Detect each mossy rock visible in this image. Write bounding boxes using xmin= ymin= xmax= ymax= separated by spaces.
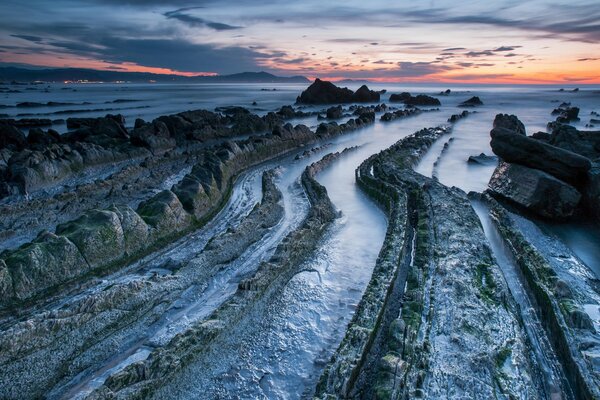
xmin=137 ymin=190 xmax=192 ymax=239
xmin=109 ymin=205 xmax=150 ymax=256
xmin=0 ymin=259 xmax=14 ymax=301
xmin=4 ymin=232 xmax=88 ymax=300
xmin=56 ymin=209 xmax=125 ymax=269
xmin=171 ymin=174 xmax=210 ymax=216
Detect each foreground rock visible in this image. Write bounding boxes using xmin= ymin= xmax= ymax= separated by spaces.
xmin=296 ymin=79 xmax=380 ymax=104
xmin=488 ymin=197 xmax=600 ymax=399
xmin=490 ymin=119 xmax=591 ymax=187
xmin=0 ymin=169 xmax=285 ymax=399
xmin=488 ymin=114 xmax=600 ymax=221
xmin=316 ymin=127 xmax=539 ymax=399
xmin=488 ymin=162 xmax=581 ymax=218
xmin=85 ymin=151 xmax=342 ymax=399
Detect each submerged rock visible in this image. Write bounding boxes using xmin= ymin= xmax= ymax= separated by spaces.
xmin=468 ymin=153 xmax=497 ymax=165
xmin=488 ymin=162 xmax=581 ymax=219
xmin=459 ymin=96 xmax=483 ymax=107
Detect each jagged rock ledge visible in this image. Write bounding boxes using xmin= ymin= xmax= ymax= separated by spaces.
xmin=0 ymin=111 xmax=376 ymax=309
xmin=0 ymin=169 xmax=285 ymax=399
xmin=316 ymin=126 xmax=538 ymax=399
xmin=86 ymin=150 xmax=347 ymax=399
xmin=486 ymin=195 xmax=600 ymax=399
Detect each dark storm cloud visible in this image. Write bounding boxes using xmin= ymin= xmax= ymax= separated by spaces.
xmin=465 ymin=50 xmax=495 ymax=57
xmin=394 ymin=61 xmax=452 ymax=77
xmin=401 ymin=6 xmax=600 ymax=43
xmin=10 ymin=34 xmax=45 ymax=43
xmin=164 ymin=7 xmax=242 ymax=30
xmin=494 ymin=46 xmax=519 ymax=52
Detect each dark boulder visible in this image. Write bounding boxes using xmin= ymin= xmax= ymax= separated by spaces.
xmin=459 ymin=96 xmax=483 ymax=107
xmin=130 ymin=120 xmax=175 ymax=153
xmin=468 ymin=153 xmax=497 ymax=165
xmin=390 ymin=92 xmax=440 ymax=106
xmin=547 ymin=124 xmax=600 ymax=160
xmin=296 ymin=79 xmax=379 ymax=104
xmin=353 ymin=85 xmax=380 ymax=103
xmin=27 ymin=128 xmax=61 ymax=147
xmin=389 ymin=92 xmax=412 ymax=103
xmin=490 ymin=129 xmax=591 ymax=187
xmin=296 ymin=79 xmax=354 ymax=104
xmin=277 ymin=105 xmax=296 ymax=119
xmin=326 ymin=105 xmax=343 ymax=119
xmin=488 ymin=162 xmax=581 ymax=219
xmin=493 ymin=114 xmax=526 ymax=136
xmin=551 ymin=106 xmax=580 ymax=123
xmin=448 ymin=110 xmax=471 ymax=123
xmin=0 ymin=121 xmax=26 ymax=150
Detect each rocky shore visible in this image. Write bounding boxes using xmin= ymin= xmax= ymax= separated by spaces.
xmin=87 ymin=150 xmax=343 ymax=399
xmin=0 ymin=105 xmax=377 ymax=310
xmin=317 ymin=126 xmax=541 ymax=399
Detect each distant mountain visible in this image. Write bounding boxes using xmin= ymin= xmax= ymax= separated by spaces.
xmin=0 ymin=67 xmax=309 ymax=84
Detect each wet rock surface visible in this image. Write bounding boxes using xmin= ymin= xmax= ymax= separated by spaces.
xmin=488 ymin=113 xmax=600 ymax=221
xmin=317 ymin=126 xmax=539 ymax=399
xmin=488 ymin=161 xmax=582 ymax=219
xmin=488 ymin=197 xmax=600 ymax=399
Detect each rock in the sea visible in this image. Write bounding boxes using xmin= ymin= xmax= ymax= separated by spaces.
xmin=468 ymin=153 xmax=497 ymax=165
xmin=488 ymin=162 xmax=581 ymax=219
xmin=326 ymin=105 xmax=343 ymax=119
xmin=547 ymin=124 xmax=600 ymax=160
xmin=459 ymin=96 xmax=483 ymax=107
xmin=296 ymin=79 xmax=379 ymax=104
xmin=388 ymin=92 xmax=412 ymax=103
xmin=448 ymin=110 xmax=471 ymax=123
xmin=551 ymin=105 xmax=580 ymax=123
xmin=490 ymin=127 xmax=591 ymax=186
xmin=389 ymin=92 xmax=440 ymax=106
xmin=353 ymin=85 xmax=381 ymax=103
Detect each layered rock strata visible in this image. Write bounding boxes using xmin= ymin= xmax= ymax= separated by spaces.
xmin=316 ymin=127 xmax=539 ymax=399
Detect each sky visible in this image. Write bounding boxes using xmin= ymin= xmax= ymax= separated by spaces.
xmin=0 ymin=0 xmax=599 ymax=83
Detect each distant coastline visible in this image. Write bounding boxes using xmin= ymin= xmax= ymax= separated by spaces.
xmin=0 ymin=67 xmax=310 ymax=84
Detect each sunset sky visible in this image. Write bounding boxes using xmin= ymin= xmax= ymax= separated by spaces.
xmin=1 ymin=0 xmax=599 ymax=83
